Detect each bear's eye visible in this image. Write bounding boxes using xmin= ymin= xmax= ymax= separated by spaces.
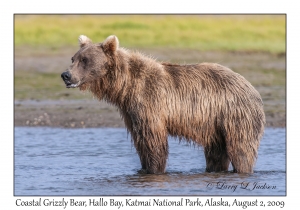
xmin=81 ymin=57 xmax=87 ymax=64
xmin=71 ymin=57 xmax=74 ymax=63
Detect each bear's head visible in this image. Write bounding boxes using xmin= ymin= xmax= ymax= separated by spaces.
xmin=61 ymin=35 xmax=119 ymax=89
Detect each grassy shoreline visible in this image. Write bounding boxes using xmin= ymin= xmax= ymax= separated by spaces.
xmin=15 ymin=15 xmax=285 ymax=53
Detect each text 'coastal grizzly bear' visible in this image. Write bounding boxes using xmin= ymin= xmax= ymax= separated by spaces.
xmin=61 ymin=35 xmax=265 ymax=174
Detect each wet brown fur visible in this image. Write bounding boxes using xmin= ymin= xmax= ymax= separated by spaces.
xmin=62 ymin=35 xmax=265 ymax=174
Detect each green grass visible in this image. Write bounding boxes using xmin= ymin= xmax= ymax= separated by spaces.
xmin=14 ymin=15 xmax=285 ymax=53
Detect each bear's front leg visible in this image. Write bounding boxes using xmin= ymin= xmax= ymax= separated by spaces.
xmin=132 ymin=128 xmax=169 ymax=174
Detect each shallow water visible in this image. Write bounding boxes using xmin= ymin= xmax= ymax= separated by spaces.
xmin=14 ymin=127 xmax=286 ymax=196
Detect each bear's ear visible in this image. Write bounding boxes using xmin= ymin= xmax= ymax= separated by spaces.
xmin=102 ymin=35 xmax=119 ymax=55
xmin=78 ymin=35 xmax=92 ymax=48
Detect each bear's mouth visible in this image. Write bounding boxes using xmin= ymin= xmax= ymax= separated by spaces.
xmin=65 ymin=80 xmax=82 ymax=88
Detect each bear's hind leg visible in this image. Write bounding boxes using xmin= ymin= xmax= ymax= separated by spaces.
xmin=204 ymin=144 xmax=230 ymax=172
xmin=227 ymin=144 xmax=256 ymax=173
xmin=225 ymin=132 xmax=260 ymax=173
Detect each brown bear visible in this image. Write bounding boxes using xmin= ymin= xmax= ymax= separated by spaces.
xmin=61 ymin=35 xmax=265 ymax=174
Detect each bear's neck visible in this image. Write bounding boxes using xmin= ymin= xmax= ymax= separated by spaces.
xmin=100 ymin=49 xmax=164 ymax=110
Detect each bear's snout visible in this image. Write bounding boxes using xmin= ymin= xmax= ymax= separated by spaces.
xmin=61 ymin=71 xmax=76 ymax=88
xmin=61 ymin=71 xmax=82 ymax=88
xmin=61 ymin=71 xmax=71 ymax=82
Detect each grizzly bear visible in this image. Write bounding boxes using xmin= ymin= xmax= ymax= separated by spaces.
xmin=61 ymin=35 xmax=265 ymax=174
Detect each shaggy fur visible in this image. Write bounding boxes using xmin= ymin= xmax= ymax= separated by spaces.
xmin=61 ymin=35 xmax=265 ymax=174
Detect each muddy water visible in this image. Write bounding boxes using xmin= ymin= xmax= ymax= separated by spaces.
xmin=14 ymin=127 xmax=285 ymax=196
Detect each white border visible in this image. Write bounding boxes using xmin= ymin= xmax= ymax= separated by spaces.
xmin=3 ymin=0 xmax=297 ymax=209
